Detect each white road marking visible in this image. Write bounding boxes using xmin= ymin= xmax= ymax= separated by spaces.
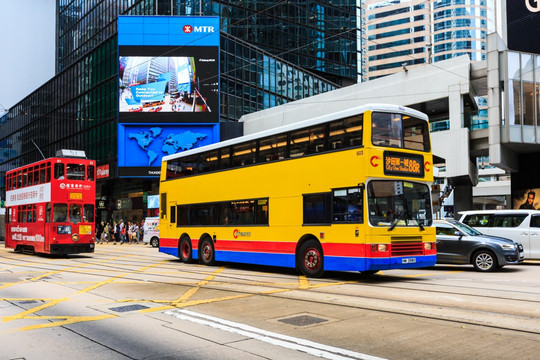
xmin=165 ymin=309 xmax=386 ymax=360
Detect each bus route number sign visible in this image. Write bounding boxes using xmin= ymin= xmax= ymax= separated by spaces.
xmin=383 ymin=151 xmax=424 ymax=178
xmin=69 ymin=192 xmax=83 ymax=200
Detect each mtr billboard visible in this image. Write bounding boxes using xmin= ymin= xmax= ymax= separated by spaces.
xmin=117 ymin=16 xmax=220 ymax=178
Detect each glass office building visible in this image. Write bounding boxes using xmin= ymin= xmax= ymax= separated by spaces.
xmin=363 ymin=0 xmax=493 ymax=81
xmin=0 ymin=0 xmax=358 ymax=221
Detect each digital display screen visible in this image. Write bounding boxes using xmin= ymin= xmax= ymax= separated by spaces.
xmin=383 ymin=151 xmax=424 ymax=178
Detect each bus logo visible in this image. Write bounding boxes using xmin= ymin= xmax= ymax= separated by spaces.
xmin=370 ymin=156 xmax=380 ymax=167
xmin=233 ymin=229 xmax=251 ymax=239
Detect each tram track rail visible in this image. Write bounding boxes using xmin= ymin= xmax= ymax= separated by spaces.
xmin=1 ymin=246 xmax=540 ymax=339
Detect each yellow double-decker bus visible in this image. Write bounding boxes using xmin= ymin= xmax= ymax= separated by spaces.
xmin=159 ymin=104 xmax=436 ymax=276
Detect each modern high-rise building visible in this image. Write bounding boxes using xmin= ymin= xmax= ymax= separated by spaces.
xmin=363 ymin=0 xmax=494 ymax=81
xmin=0 ymin=1 xmax=360 ymax=221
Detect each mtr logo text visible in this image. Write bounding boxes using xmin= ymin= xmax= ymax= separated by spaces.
xmin=183 ymin=25 xmax=216 ymax=33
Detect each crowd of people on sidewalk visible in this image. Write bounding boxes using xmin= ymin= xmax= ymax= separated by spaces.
xmin=95 ymin=218 xmax=146 ymax=245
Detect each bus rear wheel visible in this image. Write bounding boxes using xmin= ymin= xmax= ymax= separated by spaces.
xmin=179 ymin=237 xmax=193 ymax=263
xmin=200 ymin=238 xmax=215 ymax=266
xmin=297 ymin=240 xmax=324 ymax=277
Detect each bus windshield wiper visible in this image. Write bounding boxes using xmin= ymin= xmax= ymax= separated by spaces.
xmin=388 ymin=211 xmax=406 ymax=232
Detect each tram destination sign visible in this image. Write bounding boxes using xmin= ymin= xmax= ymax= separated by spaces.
xmin=383 ymin=151 xmax=424 ymax=178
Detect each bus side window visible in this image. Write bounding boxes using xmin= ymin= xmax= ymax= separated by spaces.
xmin=170 ymin=205 xmax=176 ymax=224
xmin=55 ymin=163 xmax=65 ymax=179
xmin=161 ymin=193 xmax=167 ymax=219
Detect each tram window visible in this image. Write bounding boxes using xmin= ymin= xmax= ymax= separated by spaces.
xmin=33 ymin=169 xmax=40 ymax=185
xmin=69 ymin=204 xmax=82 ymax=223
xmin=87 ymin=165 xmax=95 ymax=181
xmin=83 ymin=204 xmax=94 ymax=222
xmin=22 ymin=173 xmax=27 ymax=187
xmin=46 ymin=166 xmax=51 ymax=182
xmin=46 ymin=203 xmax=51 ymax=223
xmin=53 ymin=203 xmax=68 ymax=222
xmin=55 ymin=163 xmax=65 ymax=179
xmin=67 ymin=164 xmax=85 ymax=180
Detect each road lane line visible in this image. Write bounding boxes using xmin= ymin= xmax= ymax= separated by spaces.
xmin=166 ymin=309 xmax=386 ymax=360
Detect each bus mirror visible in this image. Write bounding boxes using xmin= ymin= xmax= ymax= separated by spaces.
xmin=358 ymin=183 xmax=365 ymax=191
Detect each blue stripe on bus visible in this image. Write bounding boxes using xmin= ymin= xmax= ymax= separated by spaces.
xmin=160 ymin=246 xmax=437 ymax=272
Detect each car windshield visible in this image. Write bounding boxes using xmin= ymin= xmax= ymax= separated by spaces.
xmin=452 ymin=221 xmax=483 ymax=236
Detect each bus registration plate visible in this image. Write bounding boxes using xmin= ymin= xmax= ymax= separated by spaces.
xmin=402 ymin=258 xmax=416 ymax=264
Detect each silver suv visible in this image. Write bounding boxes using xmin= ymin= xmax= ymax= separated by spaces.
xmin=434 ymin=219 xmax=524 ymax=272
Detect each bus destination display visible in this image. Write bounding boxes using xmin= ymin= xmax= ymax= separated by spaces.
xmin=383 ymin=151 xmax=424 ymax=177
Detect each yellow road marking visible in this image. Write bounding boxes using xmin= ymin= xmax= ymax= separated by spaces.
xmin=298 ymin=275 xmax=309 ymax=289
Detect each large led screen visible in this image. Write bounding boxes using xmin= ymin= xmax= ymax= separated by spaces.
xmin=119 ymin=47 xmax=219 ymax=123
xmin=118 ymin=123 xmax=219 ymax=177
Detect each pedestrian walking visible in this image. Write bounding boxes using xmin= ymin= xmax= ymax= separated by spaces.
xmin=96 ymin=221 xmax=104 ymax=244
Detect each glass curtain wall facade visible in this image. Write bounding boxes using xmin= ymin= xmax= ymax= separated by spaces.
xmin=505 ymin=51 xmax=540 ymax=144
xmin=363 ymin=0 xmax=492 ymax=81
xmin=1 ymin=0 xmax=347 ymax=197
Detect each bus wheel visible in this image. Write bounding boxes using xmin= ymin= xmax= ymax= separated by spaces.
xmin=200 ymin=238 xmax=215 ymax=266
xmin=150 ymin=237 xmax=159 ymax=248
xmin=297 ymin=240 xmax=324 ymax=277
xmin=179 ymin=237 xmax=193 ymax=263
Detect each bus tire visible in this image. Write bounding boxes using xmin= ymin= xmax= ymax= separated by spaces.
xmin=297 ymin=239 xmax=324 ymax=277
xmin=199 ymin=238 xmax=215 ymax=266
xmin=179 ymin=237 xmax=193 ymax=263
xmin=150 ymin=237 xmax=159 ymax=248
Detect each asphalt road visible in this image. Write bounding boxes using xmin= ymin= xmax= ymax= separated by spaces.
xmin=1 ymin=242 xmax=539 ymax=360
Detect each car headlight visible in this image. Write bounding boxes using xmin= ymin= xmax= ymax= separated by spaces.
xmin=500 ymin=243 xmax=515 ymax=250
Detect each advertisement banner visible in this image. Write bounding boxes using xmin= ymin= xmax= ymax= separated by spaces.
xmin=5 ymin=183 xmax=52 ymax=207
xmin=506 ymin=1 xmax=540 ymax=53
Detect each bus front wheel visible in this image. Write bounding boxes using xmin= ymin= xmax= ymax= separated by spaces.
xmin=297 ymin=240 xmax=324 ymax=277
xmin=200 ymin=238 xmax=215 ymax=266
xmin=179 ymin=237 xmax=193 ymax=263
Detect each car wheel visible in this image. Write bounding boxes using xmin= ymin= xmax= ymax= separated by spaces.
xmin=472 ymin=249 xmax=498 ymax=272
xmin=150 ymin=237 xmax=159 ymax=248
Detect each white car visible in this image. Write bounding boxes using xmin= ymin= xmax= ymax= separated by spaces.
xmin=143 ymin=217 xmax=159 ymax=247
xmin=458 ymin=210 xmax=540 ymax=259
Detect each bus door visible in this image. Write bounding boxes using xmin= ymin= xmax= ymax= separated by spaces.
xmin=42 ymin=203 xmax=51 ymax=252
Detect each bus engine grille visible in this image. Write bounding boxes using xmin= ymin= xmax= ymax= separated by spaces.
xmin=390 ymin=242 xmax=424 ymax=256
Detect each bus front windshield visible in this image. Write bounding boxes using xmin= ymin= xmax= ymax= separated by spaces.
xmin=368 ymin=180 xmax=432 ymax=228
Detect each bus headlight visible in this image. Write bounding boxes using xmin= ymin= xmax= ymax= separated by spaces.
xmin=371 ymin=244 xmax=388 ymax=252
xmin=72 ymin=233 xmax=79 ymax=242
xmin=57 ymin=225 xmax=72 ymax=235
